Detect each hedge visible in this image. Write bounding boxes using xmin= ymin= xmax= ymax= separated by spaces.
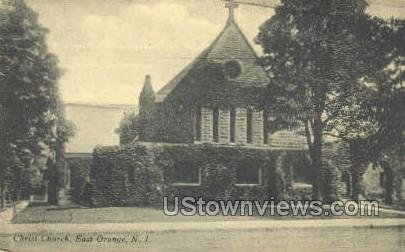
xmin=89 ymin=142 xmax=309 ymax=207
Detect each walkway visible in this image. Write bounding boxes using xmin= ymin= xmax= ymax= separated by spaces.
xmin=0 ymin=201 xmax=29 ymax=224
xmin=1 ymin=218 xmax=404 ymax=234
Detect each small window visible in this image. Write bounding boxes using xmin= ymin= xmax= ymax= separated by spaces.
xmin=172 ymin=162 xmax=201 ymax=186
xmin=230 ymin=108 xmax=236 ymax=143
xmin=236 ymin=160 xmax=261 ymax=185
xmin=195 ymin=109 xmax=202 ymax=141
xmin=224 ymin=60 xmax=242 ymax=79
xmin=263 ymin=110 xmax=268 ymax=144
xmin=213 ymin=107 xmax=219 ymax=143
xmin=247 ymin=108 xmax=253 ymax=144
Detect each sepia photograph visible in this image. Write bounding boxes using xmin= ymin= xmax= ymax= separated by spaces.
xmin=0 ymin=0 xmax=404 ymax=251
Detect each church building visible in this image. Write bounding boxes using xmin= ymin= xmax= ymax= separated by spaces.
xmin=85 ymin=1 xmax=315 ymax=206
xmin=132 ymin=1 xmax=306 ymax=149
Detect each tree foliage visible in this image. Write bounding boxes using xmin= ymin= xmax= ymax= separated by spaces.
xmin=0 ymin=0 xmax=73 ymax=204
xmin=343 ymin=19 xmax=404 ymax=154
xmin=116 ymin=111 xmax=140 ymax=145
xmin=255 ymin=0 xmax=403 ymax=201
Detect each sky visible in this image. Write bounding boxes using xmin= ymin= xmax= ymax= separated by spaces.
xmin=25 ymin=0 xmax=405 ymax=105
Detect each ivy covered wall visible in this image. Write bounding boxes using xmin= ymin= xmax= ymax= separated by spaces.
xmin=89 ymin=142 xmax=309 ymax=207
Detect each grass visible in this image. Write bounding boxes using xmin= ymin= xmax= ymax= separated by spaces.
xmin=12 ymin=205 xmax=254 ymax=224
xmin=12 ymin=204 xmax=404 ymax=224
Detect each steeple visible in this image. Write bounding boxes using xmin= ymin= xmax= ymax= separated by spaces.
xmin=225 ymin=0 xmax=239 ymax=23
xmin=139 ymin=75 xmax=155 ymax=117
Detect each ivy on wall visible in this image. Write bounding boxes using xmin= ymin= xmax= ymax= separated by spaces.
xmin=88 ymin=142 xmax=309 ymax=207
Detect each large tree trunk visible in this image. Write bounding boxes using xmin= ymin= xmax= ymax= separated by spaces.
xmin=305 ymin=120 xmax=321 ymax=200
xmin=382 ymin=163 xmax=394 ymax=205
xmin=312 ymin=134 xmax=323 ymax=200
xmin=312 ymin=117 xmax=336 ymax=203
xmin=47 ymin=156 xmax=58 ymax=205
xmin=344 ymin=171 xmax=353 ymax=198
xmin=350 ymin=168 xmax=363 ymax=201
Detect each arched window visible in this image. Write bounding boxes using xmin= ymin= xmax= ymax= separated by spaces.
xmin=213 ymin=107 xmax=219 ymax=143
xmin=230 ymin=107 xmax=236 ymax=143
xmin=263 ymin=110 xmax=268 ymax=144
xmin=195 ymin=109 xmax=201 ymax=141
xmin=247 ymin=107 xmax=253 ymax=144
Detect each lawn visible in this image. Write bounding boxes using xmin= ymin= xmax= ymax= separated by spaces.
xmin=12 ymin=205 xmax=404 ymax=224
xmin=6 ymin=205 xmax=405 ymax=252
xmin=12 ymin=206 xmax=255 ymax=224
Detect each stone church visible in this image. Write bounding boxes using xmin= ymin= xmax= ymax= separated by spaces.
xmin=65 ymin=2 xmax=403 ymax=206
xmin=131 ymin=2 xmax=306 ymax=149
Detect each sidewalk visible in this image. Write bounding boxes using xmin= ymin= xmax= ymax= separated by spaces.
xmin=0 ymin=201 xmax=29 ymax=224
xmin=2 ymin=201 xmax=404 ymax=234
xmin=1 ymin=217 xmax=404 ymax=234
xmin=380 ymin=207 xmax=405 ymax=216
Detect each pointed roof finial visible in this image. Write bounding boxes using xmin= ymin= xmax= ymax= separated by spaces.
xmin=225 ymin=0 xmax=239 ymax=22
xmin=140 ymin=74 xmax=155 ymax=99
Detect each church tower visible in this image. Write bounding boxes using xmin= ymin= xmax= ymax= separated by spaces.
xmin=139 ymin=75 xmax=155 ymax=118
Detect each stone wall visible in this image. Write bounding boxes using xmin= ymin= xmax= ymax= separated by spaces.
xmin=252 ymin=109 xmax=264 ymax=145
xmin=201 ymin=107 xmax=213 ymax=142
xmin=218 ymin=109 xmax=230 ymax=144
xmin=235 ymin=108 xmax=247 ymax=144
xmin=196 ymin=106 xmax=266 ymax=146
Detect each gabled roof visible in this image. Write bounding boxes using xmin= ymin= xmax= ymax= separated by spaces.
xmin=155 ymin=19 xmax=270 ymax=103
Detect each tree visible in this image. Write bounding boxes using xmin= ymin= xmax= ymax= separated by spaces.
xmin=116 ymin=111 xmax=139 ymax=145
xmin=255 ymin=0 xmax=394 ymax=201
xmin=341 ymin=19 xmax=404 ymax=201
xmin=0 ymin=0 xmax=73 ymax=205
